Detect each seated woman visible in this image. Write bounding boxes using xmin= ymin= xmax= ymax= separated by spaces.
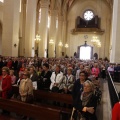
xmin=60 ymin=67 xmax=74 ymax=94
xmin=72 ymin=80 xmax=98 ymax=120
xmin=19 ymin=71 xmax=33 ymax=103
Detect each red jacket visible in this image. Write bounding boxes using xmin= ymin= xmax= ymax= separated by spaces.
xmin=112 ymin=102 xmax=120 ymax=120
xmin=0 ymin=75 xmax=12 ymax=98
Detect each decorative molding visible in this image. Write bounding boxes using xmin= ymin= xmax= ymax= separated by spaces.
xmin=71 ymin=28 xmax=104 ymax=35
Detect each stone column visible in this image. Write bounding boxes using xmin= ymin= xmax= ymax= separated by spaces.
xmin=110 ymin=0 xmax=120 ymax=63
xmin=56 ymin=15 xmax=63 ymax=57
xmin=2 ymin=0 xmax=20 ymax=57
xmin=19 ymin=0 xmax=27 ymax=57
xmin=24 ymin=0 xmax=37 ymax=57
xmin=38 ymin=0 xmax=49 ymax=57
xmin=48 ymin=10 xmax=57 ymax=57
xmin=62 ymin=13 xmax=67 ymax=57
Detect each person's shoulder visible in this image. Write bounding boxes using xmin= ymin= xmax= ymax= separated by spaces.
xmin=28 ymin=78 xmax=33 ymax=83
xmin=74 ymin=79 xmax=80 ymax=84
xmin=7 ymin=75 xmax=11 ymax=79
xmin=114 ymin=102 xmax=120 ymax=108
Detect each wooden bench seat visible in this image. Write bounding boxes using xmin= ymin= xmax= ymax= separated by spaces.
xmin=0 ymin=98 xmax=60 ymax=120
xmin=12 ymin=85 xmax=73 ymax=119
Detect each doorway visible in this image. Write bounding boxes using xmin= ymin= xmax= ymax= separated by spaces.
xmin=80 ymin=46 xmax=91 ymax=59
xmin=77 ymin=45 xmax=93 ymax=59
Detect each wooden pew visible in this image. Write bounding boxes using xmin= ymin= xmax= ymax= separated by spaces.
xmin=12 ymin=85 xmax=73 ymax=115
xmin=34 ymin=89 xmax=72 ymax=105
xmin=0 ymin=98 xmax=60 ymax=120
xmin=12 ymin=85 xmax=72 ymax=105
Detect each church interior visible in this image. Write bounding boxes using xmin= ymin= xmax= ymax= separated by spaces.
xmin=0 ymin=0 xmax=120 ymax=120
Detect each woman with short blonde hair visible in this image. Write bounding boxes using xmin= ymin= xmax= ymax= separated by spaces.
xmin=71 ymin=80 xmax=97 ymax=120
xmin=19 ymin=71 xmax=33 ymax=103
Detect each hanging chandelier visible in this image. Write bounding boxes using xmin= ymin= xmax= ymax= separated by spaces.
xmin=91 ymin=36 xmax=101 ymax=47
xmin=34 ymin=34 xmax=41 ymax=43
xmin=65 ymin=44 xmax=69 ymax=48
xmin=49 ymin=39 xmax=54 ymax=44
xmin=58 ymin=41 xmax=63 ymax=47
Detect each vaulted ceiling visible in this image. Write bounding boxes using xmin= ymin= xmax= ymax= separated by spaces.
xmin=37 ymin=0 xmax=113 ymax=13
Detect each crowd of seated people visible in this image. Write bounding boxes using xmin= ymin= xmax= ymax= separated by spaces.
xmin=0 ymin=57 xmax=110 ymax=119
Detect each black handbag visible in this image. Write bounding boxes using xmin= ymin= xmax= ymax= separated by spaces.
xmin=26 ymin=94 xmax=34 ymax=104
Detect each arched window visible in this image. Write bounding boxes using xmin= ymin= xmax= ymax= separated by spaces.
xmin=56 ymin=18 xmax=58 ymax=28
xmin=19 ymin=0 xmax=21 ymax=12
xmin=48 ymin=16 xmax=50 ymax=28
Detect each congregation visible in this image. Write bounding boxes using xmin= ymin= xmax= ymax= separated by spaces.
xmin=0 ymin=57 xmax=109 ymax=120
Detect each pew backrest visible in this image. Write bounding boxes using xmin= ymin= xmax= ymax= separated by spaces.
xmin=0 ymin=98 xmax=60 ymax=120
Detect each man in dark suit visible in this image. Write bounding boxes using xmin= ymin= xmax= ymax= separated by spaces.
xmin=12 ymin=58 xmax=18 ymax=76
xmin=38 ymin=63 xmax=52 ymax=90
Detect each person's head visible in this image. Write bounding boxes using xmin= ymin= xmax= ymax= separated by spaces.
xmin=22 ymin=63 xmax=25 ymax=68
xmin=43 ymin=63 xmax=49 ymax=71
xmin=29 ymin=67 xmax=35 ymax=74
xmin=91 ymin=75 xmax=96 ymax=81
xmin=79 ymin=71 xmax=88 ymax=81
xmin=39 ymin=66 xmax=43 ymax=72
xmin=23 ymin=71 xmax=30 ymax=79
xmin=19 ymin=72 xmax=23 ymax=79
xmin=2 ymin=67 xmax=10 ymax=76
xmin=83 ymin=80 xmax=94 ymax=93
xmin=80 ymin=64 xmax=84 ymax=70
xmin=94 ymin=63 xmax=98 ymax=68
xmin=67 ymin=67 xmax=72 ymax=75
xmin=55 ymin=65 xmax=61 ymax=73
xmin=24 ymin=67 xmax=29 ymax=72
xmin=85 ymin=66 xmax=91 ymax=75
xmin=10 ymin=70 xmax=14 ymax=76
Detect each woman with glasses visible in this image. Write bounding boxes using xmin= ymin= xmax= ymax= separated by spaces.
xmin=71 ymin=80 xmax=97 ymax=120
xmin=72 ymin=71 xmax=88 ymax=110
xmin=19 ymin=71 xmax=33 ymax=103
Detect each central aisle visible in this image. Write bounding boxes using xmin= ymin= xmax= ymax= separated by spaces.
xmin=96 ymin=78 xmax=111 ymax=120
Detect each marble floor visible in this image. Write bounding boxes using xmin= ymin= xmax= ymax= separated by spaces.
xmin=96 ymin=78 xmax=111 ymax=120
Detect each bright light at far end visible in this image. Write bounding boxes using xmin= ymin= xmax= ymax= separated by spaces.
xmin=0 ymin=0 xmax=4 ymax=3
